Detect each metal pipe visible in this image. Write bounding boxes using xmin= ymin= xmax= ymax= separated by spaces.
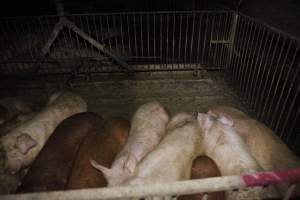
xmin=2 ymin=168 xmax=300 ymax=200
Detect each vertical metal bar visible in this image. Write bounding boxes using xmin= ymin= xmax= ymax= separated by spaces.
xmin=228 ymin=14 xmax=242 ymax=80
xmin=189 ymin=12 xmax=196 ymax=70
xmin=201 ymin=14 xmax=208 ymax=66
xmin=208 ymin=14 xmax=215 ymax=67
xmin=79 ymin=16 xmax=90 ymax=57
xmin=276 ymin=61 xmax=300 ymax=134
xmin=99 ymin=15 xmax=105 ymax=45
xmin=147 ymin=13 xmax=150 ymax=69
xmin=178 ymin=15 xmax=182 ymax=69
xmin=160 ymin=14 xmax=163 ymax=69
xmin=282 ymin=85 xmax=300 ymax=142
xmin=3 ymin=20 xmax=21 ymax=74
xmin=245 ymin=25 xmax=266 ymax=104
xmin=183 ymin=13 xmax=189 ymax=69
xmin=18 ymin=19 xmax=35 ymax=73
xmin=73 ymin=17 xmax=85 ymax=73
xmin=213 ymin=14 xmax=221 ymax=67
xmin=250 ymin=29 xmax=273 ymax=108
xmin=235 ymin=19 xmax=251 ymax=89
xmin=153 ymin=14 xmax=156 ymax=66
xmin=266 ymin=40 xmax=293 ymax=124
xmin=254 ymin=33 xmax=279 ymax=114
xmin=133 ymin=14 xmax=138 ymax=61
xmin=196 ymin=13 xmax=203 ymax=71
xmin=113 ymin=14 xmax=118 ymax=51
xmin=272 ymin=46 xmax=298 ymax=128
xmin=238 ymin=20 xmax=256 ymax=94
xmin=119 ymin=14 xmax=125 ymax=55
xmin=106 ymin=15 xmax=112 ymax=51
xmin=259 ymin=34 xmax=283 ymax=119
xmin=219 ymin=13 xmax=228 ymax=68
xmin=166 ymin=14 xmax=169 ymax=67
xmin=126 ymin=14 xmax=132 ymax=58
xmin=241 ymin=22 xmax=259 ymax=95
xmin=85 ymin=15 xmax=94 ymax=53
xmin=262 ymin=38 xmax=286 ymax=121
xmin=140 ymin=14 xmax=144 ymax=60
xmin=92 ymin=15 xmax=102 ymax=57
xmin=0 ymin=20 xmax=15 ymax=74
xmin=172 ymin=12 xmax=175 ymax=69
xmin=224 ymin=12 xmax=233 ymax=70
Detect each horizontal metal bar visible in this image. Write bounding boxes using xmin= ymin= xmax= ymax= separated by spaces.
xmin=210 ymin=40 xmax=230 ymax=44
xmin=2 ymin=168 xmax=300 ymax=200
xmin=0 ymin=10 xmax=234 ymax=20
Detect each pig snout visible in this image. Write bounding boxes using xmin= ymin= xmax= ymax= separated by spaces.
xmin=3 ymin=133 xmax=37 ymax=174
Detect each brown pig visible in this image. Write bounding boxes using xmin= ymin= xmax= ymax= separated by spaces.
xmin=178 ymin=156 xmax=225 ymax=200
xmin=67 ymin=117 xmax=130 ymax=189
xmin=208 ymin=106 xmax=300 ymax=197
xmin=1 ymin=91 xmax=87 ymax=174
xmin=91 ymin=102 xmax=170 ymax=186
xmin=16 ymin=112 xmax=103 ymax=193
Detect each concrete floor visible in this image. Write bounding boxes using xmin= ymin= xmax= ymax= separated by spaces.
xmin=0 ymin=70 xmax=246 ymax=121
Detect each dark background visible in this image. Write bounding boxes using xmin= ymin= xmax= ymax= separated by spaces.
xmin=1 ymin=0 xmax=299 ymax=38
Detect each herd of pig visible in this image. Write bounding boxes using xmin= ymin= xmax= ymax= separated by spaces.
xmin=0 ymin=91 xmax=299 ymax=199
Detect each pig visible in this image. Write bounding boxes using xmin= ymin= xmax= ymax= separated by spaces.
xmin=91 ymin=102 xmax=170 ymax=186
xmin=119 ymin=113 xmax=203 ymax=200
xmin=208 ymin=106 xmax=300 ymax=197
xmin=67 ymin=117 xmax=130 ymax=189
xmin=197 ymin=113 xmax=280 ymax=199
xmin=16 ymin=112 xmax=102 ymax=193
xmin=0 ymin=98 xmax=32 ymax=125
xmin=0 ymin=91 xmax=87 ymax=174
xmin=177 ymin=156 xmax=225 ymax=200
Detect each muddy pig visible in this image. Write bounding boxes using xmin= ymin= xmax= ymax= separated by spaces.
xmin=67 ymin=117 xmax=130 ymax=189
xmin=0 ymin=98 xmax=32 ymax=125
xmin=1 ymin=91 xmax=87 ymax=174
xmin=197 ymin=113 xmax=280 ymax=200
xmin=178 ymin=156 xmax=225 ymax=200
xmin=120 ymin=113 xmax=203 ymax=200
xmin=16 ymin=112 xmax=102 ymax=193
xmin=91 ymin=102 xmax=170 ymax=186
xmin=208 ymin=106 xmax=300 ymax=197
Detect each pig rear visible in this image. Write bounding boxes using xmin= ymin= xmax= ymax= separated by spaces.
xmin=197 ymin=113 xmax=280 ymax=199
xmin=209 ymin=106 xmax=300 ymax=197
xmin=67 ymin=117 xmax=130 ymax=189
xmin=121 ymin=113 xmax=203 ymax=200
xmin=91 ymin=102 xmax=170 ymax=186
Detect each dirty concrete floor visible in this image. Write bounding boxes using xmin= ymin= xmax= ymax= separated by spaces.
xmin=0 ymin=70 xmax=246 ymax=120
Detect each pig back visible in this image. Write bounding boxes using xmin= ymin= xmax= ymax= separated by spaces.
xmin=66 ymin=117 xmax=130 ymax=189
xmin=178 ymin=156 xmax=225 ymax=200
xmin=16 ymin=112 xmax=103 ymax=193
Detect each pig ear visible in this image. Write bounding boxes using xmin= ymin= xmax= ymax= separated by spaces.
xmin=197 ymin=113 xmax=214 ymax=131
xmin=124 ymin=154 xmax=138 ymax=174
xmin=218 ymin=115 xmax=234 ymax=126
xmin=16 ymin=134 xmax=37 ymax=154
xmin=90 ymin=160 xmax=112 ymax=178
